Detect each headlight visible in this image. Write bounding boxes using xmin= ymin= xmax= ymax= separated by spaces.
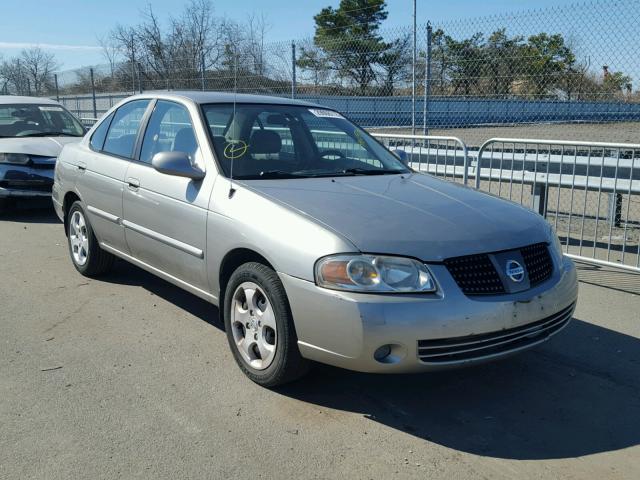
xmin=315 ymin=254 xmax=436 ymax=293
xmin=0 ymin=153 xmax=30 ymax=165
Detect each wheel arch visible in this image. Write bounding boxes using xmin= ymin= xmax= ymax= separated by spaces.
xmin=218 ymin=248 xmax=276 ymax=311
xmin=62 ymin=191 xmax=82 ymax=236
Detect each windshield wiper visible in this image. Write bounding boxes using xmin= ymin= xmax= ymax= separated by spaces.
xmin=339 ymin=168 xmax=406 ymax=176
xmin=17 ymin=131 xmax=82 ymax=137
xmin=237 ymin=170 xmax=310 ymax=180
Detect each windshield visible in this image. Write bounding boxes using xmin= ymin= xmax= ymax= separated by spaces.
xmin=0 ymin=103 xmax=84 ymax=138
xmin=201 ymin=103 xmax=408 ymax=179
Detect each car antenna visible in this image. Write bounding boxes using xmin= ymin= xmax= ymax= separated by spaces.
xmin=228 ymin=48 xmax=238 ymax=199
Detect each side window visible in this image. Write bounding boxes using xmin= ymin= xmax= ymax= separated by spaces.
xmin=140 ymin=101 xmax=197 ymax=164
xmin=90 ymin=112 xmax=114 ymax=151
xmin=103 ymin=100 xmax=151 ymax=159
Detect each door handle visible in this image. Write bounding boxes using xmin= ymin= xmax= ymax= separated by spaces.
xmin=77 ymin=161 xmax=86 ymax=171
xmin=127 ymin=177 xmax=140 ymax=190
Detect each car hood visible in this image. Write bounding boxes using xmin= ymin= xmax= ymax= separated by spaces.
xmin=242 ymin=173 xmax=549 ymax=261
xmin=0 ymin=136 xmax=81 ymax=157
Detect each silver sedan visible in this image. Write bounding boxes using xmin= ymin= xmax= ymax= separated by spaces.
xmin=52 ymin=92 xmax=578 ymax=387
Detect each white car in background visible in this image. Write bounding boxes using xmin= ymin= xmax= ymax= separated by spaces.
xmin=0 ymin=96 xmax=85 ymax=209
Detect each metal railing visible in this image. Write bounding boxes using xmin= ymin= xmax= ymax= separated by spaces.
xmin=475 ymin=138 xmax=640 ymax=272
xmin=372 ymin=133 xmax=470 ymax=185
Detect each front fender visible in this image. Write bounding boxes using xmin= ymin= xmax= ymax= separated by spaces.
xmin=206 ymin=178 xmax=357 ymax=298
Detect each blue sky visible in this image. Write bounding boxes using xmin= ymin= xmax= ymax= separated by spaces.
xmin=0 ymin=0 xmax=617 ymax=70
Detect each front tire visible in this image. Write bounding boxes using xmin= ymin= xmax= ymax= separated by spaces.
xmin=67 ymin=201 xmax=114 ymax=277
xmin=224 ymin=262 xmax=308 ymax=387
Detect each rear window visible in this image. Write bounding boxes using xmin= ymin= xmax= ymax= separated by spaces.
xmin=90 ymin=112 xmax=114 ymax=151
xmin=102 ymin=100 xmax=150 ymax=159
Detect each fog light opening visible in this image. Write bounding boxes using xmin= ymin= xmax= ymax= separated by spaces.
xmin=373 ymin=344 xmax=406 ymax=364
xmin=374 ymin=344 xmax=392 ymax=362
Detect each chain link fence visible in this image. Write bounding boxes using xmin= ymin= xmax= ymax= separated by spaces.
xmin=5 ymin=0 xmax=637 ymax=146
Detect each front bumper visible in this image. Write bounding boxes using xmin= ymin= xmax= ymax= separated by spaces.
xmin=0 ymin=164 xmax=55 ymax=198
xmin=280 ymin=256 xmax=578 ymax=373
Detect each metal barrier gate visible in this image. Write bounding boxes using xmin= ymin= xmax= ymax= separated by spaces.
xmin=475 ymin=138 xmax=640 ymax=272
xmin=372 ymin=133 xmax=470 ymax=185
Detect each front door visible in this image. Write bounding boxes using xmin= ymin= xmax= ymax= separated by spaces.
xmin=122 ymin=100 xmax=210 ymax=291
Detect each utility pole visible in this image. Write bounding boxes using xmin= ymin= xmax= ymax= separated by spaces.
xmin=54 ymin=74 xmax=60 ymax=102
xmin=423 ymin=23 xmax=432 ymax=135
xmin=201 ymin=52 xmax=206 ymax=91
xmin=137 ymin=62 xmax=143 ymax=93
xmin=412 ymin=0 xmax=417 ymax=135
xmin=90 ymin=68 xmax=97 ymax=119
xmin=130 ymin=33 xmax=136 ymax=94
xmin=291 ymin=40 xmax=297 ymax=99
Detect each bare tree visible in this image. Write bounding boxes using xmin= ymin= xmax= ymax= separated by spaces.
xmin=22 ymin=47 xmax=59 ymax=94
xmin=109 ymin=24 xmax=140 ymax=91
xmin=0 ymin=47 xmax=58 ymax=95
xmin=179 ymin=0 xmax=224 ymax=69
xmin=245 ymin=13 xmax=270 ymax=76
xmin=0 ymin=58 xmax=28 ymax=95
xmin=98 ymin=34 xmax=121 ymax=78
xmin=106 ymin=0 xmax=225 ymax=90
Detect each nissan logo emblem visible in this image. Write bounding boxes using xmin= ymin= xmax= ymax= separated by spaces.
xmin=505 ymin=260 xmax=525 ymax=283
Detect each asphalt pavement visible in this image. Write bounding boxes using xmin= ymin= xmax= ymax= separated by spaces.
xmin=1 ymin=204 xmax=639 ymax=480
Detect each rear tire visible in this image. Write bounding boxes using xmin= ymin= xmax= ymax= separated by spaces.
xmin=67 ymin=201 xmax=114 ymax=277
xmin=224 ymin=262 xmax=309 ymax=387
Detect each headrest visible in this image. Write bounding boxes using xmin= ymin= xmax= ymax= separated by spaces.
xmin=173 ymin=128 xmax=197 ymax=158
xmin=249 ymin=130 xmax=281 ymax=155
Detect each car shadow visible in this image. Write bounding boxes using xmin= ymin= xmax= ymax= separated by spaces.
xmin=94 ymin=259 xmax=640 ymax=460
xmin=275 ymin=319 xmax=640 ymax=460
xmin=0 ymin=200 xmax=60 ymax=224
xmin=100 ymin=259 xmax=224 ymax=332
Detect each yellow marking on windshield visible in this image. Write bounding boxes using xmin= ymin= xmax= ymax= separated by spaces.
xmin=354 ymin=129 xmax=366 ymax=147
xmin=223 ymin=140 xmax=249 ymax=159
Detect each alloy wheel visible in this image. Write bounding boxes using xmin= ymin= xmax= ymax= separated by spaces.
xmin=69 ymin=210 xmax=89 ymax=266
xmin=230 ymin=281 xmax=278 ymax=370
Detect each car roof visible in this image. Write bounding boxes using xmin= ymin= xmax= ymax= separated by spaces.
xmin=133 ymin=90 xmax=321 ymax=108
xmin=0 ymin=95 xmax=61 ymax=106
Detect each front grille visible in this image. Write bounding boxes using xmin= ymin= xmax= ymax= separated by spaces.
xmin=29 ymin=162 xmax=55 ymax=170
xmin=417 ymin=303 xmax=574 ymax=364
xmin=443 ymin=253 xmax=505 ymax=295
xmin=521 ymin=243 xmax=554 ymax=287
xmin=444 ymin=243 xmax=554 ymax=295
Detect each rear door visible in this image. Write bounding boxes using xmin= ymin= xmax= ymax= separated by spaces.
xmin=122 ymin=99 xmax=210 ymax=292
xmin=78 ymin=99 xmax=151 ymax=253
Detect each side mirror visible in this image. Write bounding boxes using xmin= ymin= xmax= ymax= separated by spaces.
xmin=393 ymin=149 xmax=409 ymax=166
xmin=151 ymin=151 xmax=205 ymax=180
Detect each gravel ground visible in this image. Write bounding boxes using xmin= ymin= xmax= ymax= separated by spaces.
xmin=1 ymin=205 xmax=640 ymax=480
xmin=371 ymin=122 xmax=640 ymax=147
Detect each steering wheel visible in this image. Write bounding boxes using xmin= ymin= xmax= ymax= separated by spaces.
xmin=318 ymin=149 xmax=346 ymax=160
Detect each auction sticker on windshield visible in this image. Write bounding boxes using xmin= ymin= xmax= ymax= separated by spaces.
xmin=308 ymin=108 xmax=344 ymax=119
